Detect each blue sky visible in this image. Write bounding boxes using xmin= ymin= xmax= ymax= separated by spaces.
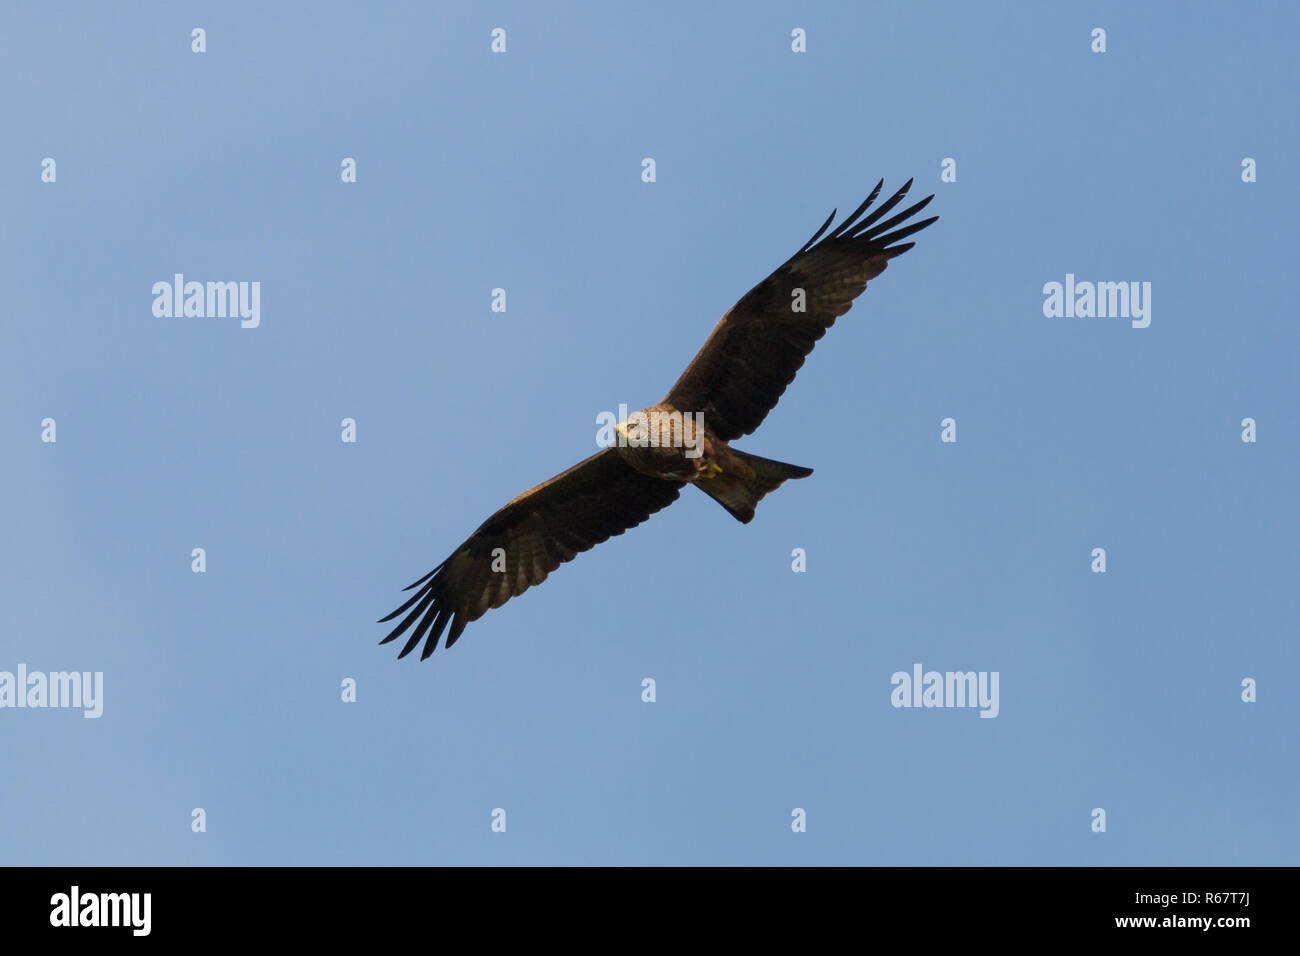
xmin=2 ymin=1 xmax=1296 ymax=865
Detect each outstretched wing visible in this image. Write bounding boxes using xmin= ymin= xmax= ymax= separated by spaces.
xmin=665 ymin=179 xmax=937 ymax=441
xmin=379 ymin=447 xmax=683 ymax=660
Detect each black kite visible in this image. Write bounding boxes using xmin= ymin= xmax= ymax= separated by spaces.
xmin=380 ymin=179 xmax=937 ymax=659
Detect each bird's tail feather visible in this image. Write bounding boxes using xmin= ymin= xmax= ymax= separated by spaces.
xmin=698 ymin=449 xmax=813 ymax=524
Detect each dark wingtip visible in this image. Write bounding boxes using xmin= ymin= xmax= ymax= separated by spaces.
xmin=877 ymin=214 xmax=940 ymax=252
xmin=444 ymin=615 xmax=469 ymax=650
xmin=858 ymin=195 xmax=937 ymax=243
xmin=406 ymin=605 xmax=452 ymax=661
xmin=796 ymin=207 xmax=838 ymax=255
xmin=402 ymin=559 xmax=447 ymax=592
xmin=403 ymin=570 xmax=435 ymax=591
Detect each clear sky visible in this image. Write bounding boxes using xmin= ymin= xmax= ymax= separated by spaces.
xmin=2 ymin=1 xmax=1296 ymax=865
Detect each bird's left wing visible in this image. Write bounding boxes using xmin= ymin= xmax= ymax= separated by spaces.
xmin=379 ymin=446 xmax=683 ymax=660
xmin=664 ymin=178 xmax=937 ymax=441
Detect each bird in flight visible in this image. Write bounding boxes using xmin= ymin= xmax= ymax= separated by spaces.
xmin=380 ymin=178 xmax=937 ymax=659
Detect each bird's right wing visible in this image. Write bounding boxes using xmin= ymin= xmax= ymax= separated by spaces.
xmin=379 ymin=447 xmax=683 ymax=660
xmin=665 ymin=179 xmax=937 ymax=441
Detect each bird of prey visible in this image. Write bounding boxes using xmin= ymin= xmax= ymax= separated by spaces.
xmin=380 ymin=178 xmax=937 ymax=659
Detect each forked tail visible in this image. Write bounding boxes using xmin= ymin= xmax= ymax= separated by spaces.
xmin=697 ymin=449 xmax=813 ymax=523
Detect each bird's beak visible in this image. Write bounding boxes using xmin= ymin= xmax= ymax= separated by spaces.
xmin=615 ymin=423 xmax=627 ymax=437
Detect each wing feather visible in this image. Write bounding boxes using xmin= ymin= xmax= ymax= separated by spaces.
xmin=665 ymin=179 xmax=937 ymax=440
xmin=379 ymin=447 xmax=682 ymax=659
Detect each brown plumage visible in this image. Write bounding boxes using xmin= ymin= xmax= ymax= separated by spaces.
xmin=380 ymin=179 xmax=937 ymax=659
xmin=379 ymin=448 xmax=682 ymax=656
xmin=666 ymin=179 xmax=936 ymax=440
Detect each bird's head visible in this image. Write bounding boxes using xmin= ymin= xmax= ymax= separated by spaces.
xmin=615 ymin=416 xmax=642 ymax=442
